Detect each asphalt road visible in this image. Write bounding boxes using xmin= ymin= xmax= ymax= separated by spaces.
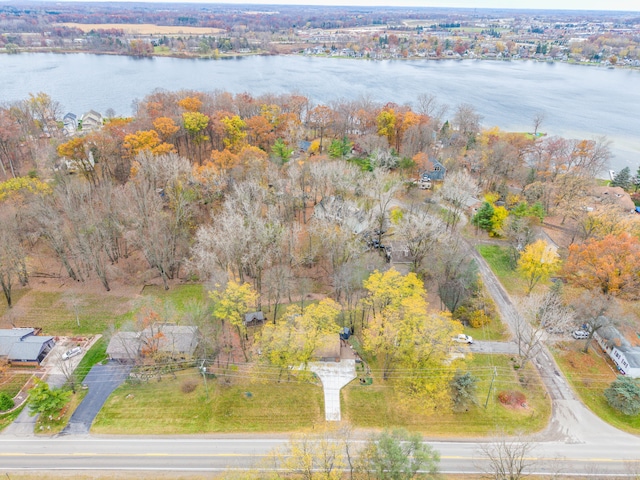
xmin=1 ymin=436 xmax=639 ymax=476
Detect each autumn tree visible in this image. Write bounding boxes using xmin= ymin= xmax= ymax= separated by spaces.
xmin=209 ymin=280 xmax=259 ymax=362
xmin=183 ymin=111 xmax=210 ymax=164
xmin=123 ymin=130 xmax=175 ymax=158
xmin=258 ymin=298 xmax=341 ymax=379
xmin=309 ymin=105 xmax=336 ymax=153
xmin=221 ymin=115 xmax=247 ymax=153
xmin=361 ymin=269 xmax=463 ymax=411
xmin=517 ymin=240 xmax=560 ymax=294
xmin=563 ymin=232 xmax=640 ymax=298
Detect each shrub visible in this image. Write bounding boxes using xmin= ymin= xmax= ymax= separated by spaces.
xmin=181 ymin=378 xmax=199 ymax=394
xmin=0 ymin=392 xmax=14 ymax=411
xmin=497 ymin=390 xmax=526 ymax=407
xmin=450 ymin=371 xmax=478 ymax=411
xmin=469 ymin=309 xmax=491 ymax=328
xmin=604 ymin=376 xmax=640 ymax=416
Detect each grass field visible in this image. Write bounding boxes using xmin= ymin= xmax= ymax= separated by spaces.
xmin=477 ymin=244 xmax=529 ymax=296
xmin=552 ymin=341 xmax=640 ymax=433
xmin=54 ymin=23 xmax=223 ymax=35
xmin=342 ymin=354 xmax=550 ymax=436
xmin=92 ymin=369 xmax=324 ymax=434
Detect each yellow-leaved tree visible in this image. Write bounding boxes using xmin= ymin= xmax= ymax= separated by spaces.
xmin=517 ymin=239 xmax=561 ymax=295
xmin=209 ymin=280 xmax=258 ymax=362
xmin=361 ymin=269 xmax=464 ymax=412
xmin=257 ymin=298 xmax=341 ymax=381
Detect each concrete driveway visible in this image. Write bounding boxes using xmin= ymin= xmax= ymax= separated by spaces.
xmin=61 ymin=361 xmax=131 ymax=435
xmin=310 ymin=360 xmax=356 ymax=421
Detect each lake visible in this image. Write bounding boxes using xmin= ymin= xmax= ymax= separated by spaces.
xmin=1 ymin=53 xmax=638 ymax=172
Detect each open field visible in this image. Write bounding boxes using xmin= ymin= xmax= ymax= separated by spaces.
xmin=54 ymin=23 xmax=223 ymax=35
xmin=552 ymin=341 xmax=640 ymax=434
xmin=342 ymin=354 xmax=550 ymax=436
xmin=93 ymin=368 xmax=324 ymax=434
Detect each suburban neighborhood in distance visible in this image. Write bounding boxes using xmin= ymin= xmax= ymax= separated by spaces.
xmin=1 ymin=0 xmax=640 ymax=478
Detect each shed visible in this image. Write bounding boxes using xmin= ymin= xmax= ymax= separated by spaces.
xmin=244 ymin=311 xmax=266 ymax=327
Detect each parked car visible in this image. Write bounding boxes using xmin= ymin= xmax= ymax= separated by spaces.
xmin=454 ymin=334 xmax=474 ymax=344
xmin=62 ymin=346 xmax=82 ymax=360
xmin=572 ymin=330 xmax=589 ymax=340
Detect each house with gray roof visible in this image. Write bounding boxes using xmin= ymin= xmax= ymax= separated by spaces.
xmin=106 ymin=324 xmax=198 ymax=363
xmin=0 ymin=328 xmax=55 ymax=366
xmin=594 ymin=322 xmax=640 ymax=378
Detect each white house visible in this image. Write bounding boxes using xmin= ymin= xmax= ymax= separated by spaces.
xmin=594 ymin=323 xmax=640 ymax=378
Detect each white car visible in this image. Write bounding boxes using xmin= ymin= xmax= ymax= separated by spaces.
xmin=62 ymin=346 xmax=82 ymax=360
xmin=454 ymin=334 xmax=474 ymax=344
xmin=572 ymin=330 xmax=589 ymax=340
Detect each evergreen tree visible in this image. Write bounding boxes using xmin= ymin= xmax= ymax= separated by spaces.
xmin=472 ymin=201 xmax=495 ymax=232
xmin=634 ymin=165 xmax=640 ymax=192
xmin=611 ymin=166 xmax=631 ymax=190
xmin=604 ymin=376 xmax=640 ymax=416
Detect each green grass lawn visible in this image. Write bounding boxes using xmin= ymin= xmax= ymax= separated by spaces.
xmin=463 ymin=317 xmax=508 ymax=341
xmin=9 ymin=290 xmax=134 ymax=335
xmin=92 ymin=369 xmax=324 ymax=434
xmin=75 ymin=337 xmax=108 ymax=383
xmin=477 ymin=244 xmax=528 ymax=296
xmin=0 ymin=373 xmax=33 ymax=398
xmin=552 ymin=342 xmax=640 ymax=433
xmin=342 ymin=354 xmax=550 ymax=436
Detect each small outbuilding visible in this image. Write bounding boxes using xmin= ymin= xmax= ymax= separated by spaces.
xmin=244 ymin=311 xmax=266 ymax=327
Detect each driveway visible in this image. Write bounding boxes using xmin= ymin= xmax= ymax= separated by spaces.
xmin=61 ymin=361 xmax=131 ymax=435
xmin=470 ymin=340 xmax=518 ymax=355
xmin=309 ymin=360 xmax=356 ymax=421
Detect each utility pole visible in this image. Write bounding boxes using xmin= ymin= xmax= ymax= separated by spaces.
xmin=200 ymin=359 xmax=209 ymax=400
xmin=484 ymin=366 xmax=497 ymax=409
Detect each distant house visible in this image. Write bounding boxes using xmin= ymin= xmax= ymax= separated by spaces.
xmin=107 ymin=324 xmax=198 ymax=363
xmin=386 ymin=241 xmax=415 ymax=265
xmin=590 ymin=186 xmax=635 ymax=213
xmin=244 ymin=311 xmax=265 ymax=327
xmin=80 ymin=110 xmax=103 ymax=132
xmin=594 ymin=322 xmax=640 ymax=378
xmin=0 ymin=328 xmax=55 ymax=366
xmin=313 ymin=196 xmax=369 ymax=235
xmin=422 ymin=159 xmax=446 ymax=181
xmin=63 ymin=112 xmax=77 ymax=136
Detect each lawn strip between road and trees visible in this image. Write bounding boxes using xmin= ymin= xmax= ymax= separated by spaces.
xmin=92 ymin=368 xmax=324 ymax=434
xmin=341 ymin=354 xmax=550 ymax=436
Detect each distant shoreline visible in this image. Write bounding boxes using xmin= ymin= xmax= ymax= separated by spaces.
xmin=1 ymin=48 xmax=638 ymax=71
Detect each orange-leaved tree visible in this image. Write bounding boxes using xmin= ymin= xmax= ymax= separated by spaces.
xmin=562 ymin=232 xmax=640 ymax=298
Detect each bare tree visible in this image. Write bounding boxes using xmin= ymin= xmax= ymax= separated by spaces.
xmin=514 ymin=291 xmax=575 ymax=367
xmin=479 ymin=433 xmax=536 ymax=480
xmin=395 ymin=210 xmax=446 ymax=273
xmin=453 ymin=103 xmax=483 ymax=139
xmin=0 ymin=210 xmax=28 ymax=308
xmin=532 ymin=111 xmax=545 ymax=136
xmin=416 ymin=92 xmax=448 ymax=129
xmin=436 ymin=170 xmax=479 ymax=231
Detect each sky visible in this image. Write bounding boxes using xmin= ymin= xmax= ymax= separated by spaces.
xmin=47 ymin=0 xmax=640 ymax=12
xmin=213 ymin=0 xmax=640 ymax=9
